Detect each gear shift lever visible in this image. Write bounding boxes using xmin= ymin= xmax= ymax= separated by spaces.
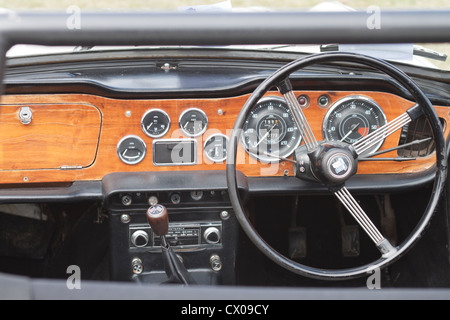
xmin=146 ymin=204 xmax=195 ymax=285
xmin=146 ymin=204 xmax=169 ymax=237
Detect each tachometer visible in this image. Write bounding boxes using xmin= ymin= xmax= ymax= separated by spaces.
xmin=241 ymin=97 xmax=301 ymax=162
xmin=322 ymin=96 xmax=387 ymax=154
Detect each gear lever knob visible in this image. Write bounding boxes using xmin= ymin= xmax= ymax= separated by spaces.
xmin=146 ymin=204 xmax=169 ymax=236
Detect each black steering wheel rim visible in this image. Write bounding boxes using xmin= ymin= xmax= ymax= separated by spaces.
xmin=226 ymin=52 xmax=447 ymax=280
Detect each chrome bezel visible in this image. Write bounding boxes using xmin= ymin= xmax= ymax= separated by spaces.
xmin=152 ymin=138 xmax=197 ymax=166
xmin=322 ymin=95 xmax=388 ymax=154
xmin=116 ymin=135 xmax=147 ymax=165
xmin=141 ymin=108 xmax=171 ymax=138
xmin=240 ymin=96 xmax=302 ymax=163
xmin=203 ymin=133 xmax=229 ymax=163
xmin=179 ymin=108 xmax=208 ymax=137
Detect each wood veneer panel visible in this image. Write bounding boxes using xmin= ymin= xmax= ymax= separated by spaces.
xmin=0 ymin=91 xmax=447 ymax=184
xmin=0 ymin=103 xmax=101 ymax=171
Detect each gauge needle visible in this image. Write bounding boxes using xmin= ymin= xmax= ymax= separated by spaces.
xmin=254 ymin=123 xmax=278 ymax=148
xmin=340 ymin=123 xmax=360 ymax=142
xmin=122 ymin=149 xmax=140 ymax=159
xmin=147 ymin=122 xmax=153 ymax=130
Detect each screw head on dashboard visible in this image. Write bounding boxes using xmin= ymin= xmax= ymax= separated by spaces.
xmin=120 ymin=214 xmax=131 ymax=224
xmin=170 ymin=193 xmax=181 ymax=205
xmin=220 ymin=211 xmax=230 ymax=220
xmin=148 ymin=195 xmax=159 ymax=206
xmin=121 ymin=194 xmax=132 ymax=206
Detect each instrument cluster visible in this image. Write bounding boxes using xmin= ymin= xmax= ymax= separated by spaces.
xmin=117 ymin=107 xmax=228 ymax=166
xmin=240 ymin=94 xmax=387 ymax=162
xmin=116 ymin=94 xmax=387 ymax=166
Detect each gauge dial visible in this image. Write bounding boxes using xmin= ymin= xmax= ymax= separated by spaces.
xmin=117 ymin=135 xmax=147 ymax=165
xmin=141 ymin=109 xmax=171 ymax=138
xmin=204 ymin=134 xmax=228 ymax=163
xmin=322 ymin=96 xmax=387 ymax=154
xmin=241 ymin=97 xmax=301 ymax=162
xmin=179 ymin=108 xmax=208 ymax=137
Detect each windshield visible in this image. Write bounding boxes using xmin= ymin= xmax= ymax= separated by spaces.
xmin=3 ymin=0 xmax=450 ymax=71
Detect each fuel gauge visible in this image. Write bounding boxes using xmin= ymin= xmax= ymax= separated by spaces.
xmin=117 ymin=135 xmax=147 ymax=165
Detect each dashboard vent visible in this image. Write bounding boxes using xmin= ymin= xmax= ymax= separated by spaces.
xmin=397 ymin=116 xmax=445 ymax=158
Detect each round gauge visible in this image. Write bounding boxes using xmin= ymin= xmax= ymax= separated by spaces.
xmin=204 ymin=134 xmax=228 ymax=163
xmin=322 ymin=96 xmax=387 ymax=154
xmin=141 ymin=109 xmax=170 ymax=138
xmin=179 ymin=108 xmax=208 ymax=137
xmin=117 ymin=135 xmax=147 ymax=165
xmin=241 ymin=97 xmax=301 ymax=162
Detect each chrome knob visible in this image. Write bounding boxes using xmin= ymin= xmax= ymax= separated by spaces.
xmin=203 ymin=227 xmax=221 ymax=244
xmin=131 ymin=230 xmax=149 ymax=247
xmin=131 ymin=258 xmax=144 ymax=274
xmin=210 ymin=254 xmax=222 ymax=271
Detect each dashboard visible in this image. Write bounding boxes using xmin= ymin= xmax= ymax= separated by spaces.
xmin=2 ymin=10 xmax=450 ymax=296
xmin=0 ymin=90 xmax=447 ymax=186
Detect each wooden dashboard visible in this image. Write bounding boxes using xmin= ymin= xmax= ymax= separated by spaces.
xmin=0 ymin=91 xmax=447 ymax=185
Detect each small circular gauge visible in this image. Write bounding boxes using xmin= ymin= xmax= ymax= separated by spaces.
xmin=117 ymin=135 xmax=147 ymax=165
xmin=204 ymin=134 xmax=228 ymax=163
xmin=141 ymin=109 xmax=170 ymax=138
xmin=322 ymin=96 xmax=387 ymax=154
xmin=241 ymin=97 xmax=301 ymax=162
xmin=179 ymin=108 xmax=208 ymax=137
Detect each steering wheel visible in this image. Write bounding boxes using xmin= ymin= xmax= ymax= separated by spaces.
xmin=226 ymin=52 xmax=447 ymax=280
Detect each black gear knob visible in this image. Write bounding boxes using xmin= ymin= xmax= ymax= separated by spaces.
xmin=146 ymin=204 xmax=169 ymax=236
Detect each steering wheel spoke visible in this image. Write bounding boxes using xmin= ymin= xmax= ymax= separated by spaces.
xmin=352 ymin=104 xmax=421 ymax=156
xmin=334 ymin=186 xmax=397 ymax=257
xmin=278 ymin=78 xmax=319 ymax=152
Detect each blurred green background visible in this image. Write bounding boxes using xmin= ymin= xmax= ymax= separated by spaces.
xmin=1 ymin=0 xmax=449 ymax=10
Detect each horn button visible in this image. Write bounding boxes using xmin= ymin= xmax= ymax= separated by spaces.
xmin=295 ymin=141 xmax=358 ymax=186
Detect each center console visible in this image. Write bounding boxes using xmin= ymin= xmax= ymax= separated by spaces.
xmin=103 ymin=171 xmax=245 ymax=285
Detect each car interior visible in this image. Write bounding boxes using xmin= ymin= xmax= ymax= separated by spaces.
xmin=0 ymin=7 xmax=450 ymax=300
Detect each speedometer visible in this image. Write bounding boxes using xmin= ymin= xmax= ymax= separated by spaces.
xmin=322 ymin=96 xmax=387 ymax=154
xmin=241 ymin=97 xmax=301 ymax=162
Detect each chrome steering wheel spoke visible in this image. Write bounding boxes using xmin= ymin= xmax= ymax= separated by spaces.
xmin=334 ymin=186 xmax=397 ymax=257
xmin=352 ymin=105 xmax=420 ymax=156
xmin=278 ymin=78 xmax=318 ymax=152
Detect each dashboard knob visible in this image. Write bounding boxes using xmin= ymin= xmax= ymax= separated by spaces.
xmin=210 ymin=254 xmax=223 ymax=271
xmin=203 ymin=227 xmax=221 ymax=244
xmin=131 ymin=230 xmax=149 ymax=247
